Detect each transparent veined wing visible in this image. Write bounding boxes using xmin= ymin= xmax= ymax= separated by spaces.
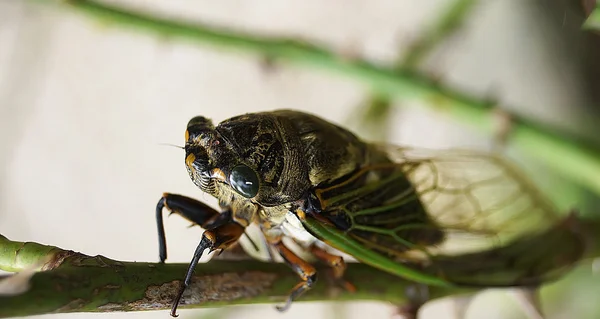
xmin=385 ymin=146 xmax=559 ymax=255
xmin=308 ymin=145 xmax=584 ymax=286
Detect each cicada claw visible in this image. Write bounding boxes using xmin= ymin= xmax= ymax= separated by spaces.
xmin=276 ymin=279 xmax=315 ymax=312
xmin=270 ymin=239 xmax=317 ymax=311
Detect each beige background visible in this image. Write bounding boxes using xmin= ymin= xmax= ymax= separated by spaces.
xmin=0 ymin=0 xmax=589 ymax=318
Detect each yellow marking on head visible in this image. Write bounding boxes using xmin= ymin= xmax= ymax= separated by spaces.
xmin=185 ymin=130 xmax=190 ymax=142
xmin=211 ymin=168 xmax=227 ymax=181
xmin=185 ymin=153 xmax=196 ymax=169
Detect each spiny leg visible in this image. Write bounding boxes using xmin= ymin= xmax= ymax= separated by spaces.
xmin=309 ymin=244 xmax=356 ymax=292
xmin=270 ymin=238 xmax=317 ymax=312
xmin=170 ymin=219 xmax=245 ymax=317
xmin=156 ymin=193 xmax=223 ymax=262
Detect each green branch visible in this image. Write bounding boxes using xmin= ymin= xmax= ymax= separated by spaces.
xmin=36 ymin=0 xmax=600 ymax=196
xmin=1 ymin=212 xmax=599 ymax=317
xmin=1 ymin=214 xmax=599 ymax=317
xmin=0 ymin=235 xmax=463 ymax=318
xmin=400 ymin=0 xmax=478 ymax=68
xmin=354 ymin=0 xmax=479 ymax=141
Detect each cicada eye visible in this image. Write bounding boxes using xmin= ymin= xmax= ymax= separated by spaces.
xmin=229 ymin=165 xmax=260 ymax=198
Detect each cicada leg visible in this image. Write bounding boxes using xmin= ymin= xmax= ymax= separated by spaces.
xmin=156 ymin=193 xmax=225 ymax=262
xmin=170 ymin=218 xmax=245 ymax=317
xmin=268 ymin=237 xmax=317 ymax=312
xmin=309 ymin=244 xmax=356 ymax=292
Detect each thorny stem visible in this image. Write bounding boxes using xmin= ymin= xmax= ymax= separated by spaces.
xmin=34 ymin=0 xmax=600 ymax=196
xmin=0 ymin=235 xmax=465 ymax=318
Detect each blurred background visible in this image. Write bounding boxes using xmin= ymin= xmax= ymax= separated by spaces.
xmin=1 ymin=0 xmax=599 ymax=318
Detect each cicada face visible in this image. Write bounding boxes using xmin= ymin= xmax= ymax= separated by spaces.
xmin=183 ymin=113 xmax=314 ymax=211
xmin=184 ymin=115 xmax=235 ymax=198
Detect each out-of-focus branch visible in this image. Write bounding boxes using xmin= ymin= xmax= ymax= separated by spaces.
xmin=34 ymin=0 xmax=600 ymax=196
xmin=400 ymin=0 xmax=478 ymax=68
xmin=353 ymin=0 xmax=479 ymax=141
xmin=0 ymin=235 xmax=463 ymax=318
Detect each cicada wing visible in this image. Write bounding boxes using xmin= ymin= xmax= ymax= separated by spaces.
xmin=312 ymin=145 xmax=584 ymax=286
xmin=383 ymin=146 xmax=560 ymax=255
xmin=382 ymin=145 xmax=584 ymax=285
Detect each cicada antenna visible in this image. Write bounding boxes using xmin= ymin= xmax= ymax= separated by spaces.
xmin=157 ymin=142 xmax=184 ymax=150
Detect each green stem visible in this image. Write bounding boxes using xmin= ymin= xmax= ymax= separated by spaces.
xmin=36 ymin=0 xmax=600 ymax=196
xmin=1 ymin=212 xmax=599 ymax=317
xmin=0 ymin=235 xmax=462 ymax=317
xmin=355 ymin=0 xmax=479 ymax=141
xmin=401 ymin=0 xmax=479 ymax=68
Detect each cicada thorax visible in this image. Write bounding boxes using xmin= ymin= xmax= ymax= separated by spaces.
xmin=313 ymin=153 xmax=445 ymax=260
xmin=215 ymin=112 xmax=312 ymax=207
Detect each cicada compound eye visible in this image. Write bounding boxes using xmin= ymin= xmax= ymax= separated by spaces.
xmin=229 ymin=165 xmax=260 ymax=198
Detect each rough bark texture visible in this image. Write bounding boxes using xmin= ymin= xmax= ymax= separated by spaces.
xmin=0 ymin=235 xmax=464 ymax=318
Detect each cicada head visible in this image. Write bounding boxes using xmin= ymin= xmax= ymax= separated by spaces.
xmin=184 ymin=112 xmax=312 ymax=207
xmin=186 ymin=115 xmax=265 ymax=201
xmin=184 ymin=116 xmax=237 ymax=197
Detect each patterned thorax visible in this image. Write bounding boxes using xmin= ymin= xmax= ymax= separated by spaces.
xmin=186 ymin=110 xmax=374 ymax=208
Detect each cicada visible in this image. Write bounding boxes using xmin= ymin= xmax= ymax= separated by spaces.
xmin=156 ymin=110 xmax=584 ymax=317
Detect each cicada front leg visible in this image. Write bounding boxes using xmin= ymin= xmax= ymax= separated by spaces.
xmin=156 ymin=193 xmax=247 ymax=317
xmin=170 ymin=211 xmax=245 ymax=317
xmin=156 ymin=193 xmax=231 ymax=262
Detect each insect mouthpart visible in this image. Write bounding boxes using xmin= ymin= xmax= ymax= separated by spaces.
xmin=198 ymin=171 xmax=216 ymax=194
xmin=184 ymin=144 xmax=215 ymax=194
xmin=187 ymin=164 xmax=216 ymax=195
